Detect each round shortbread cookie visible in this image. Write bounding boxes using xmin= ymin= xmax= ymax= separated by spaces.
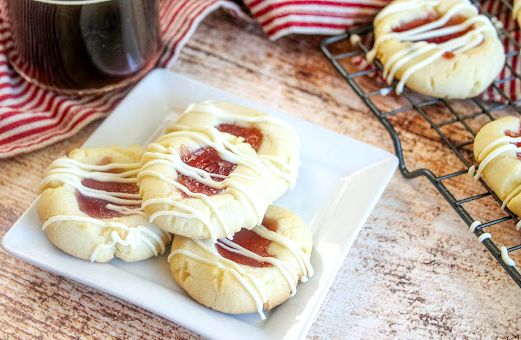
xmin=166 ymin=101 xmax=300 ymax=200
xmin=168 ymin=205 xmax=314 ymax=318
xmin=39 ymin=145 xmax=171 ymax=263
xmin=138 ymin=101 xmax=300 ymax=241
xmin=368 ymin=0 xmax=505 ymax=99
xmin=473 ymin=116 xmax=521 ymax=215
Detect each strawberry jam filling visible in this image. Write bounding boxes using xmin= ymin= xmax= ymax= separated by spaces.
xmin=393 ymin=14 xmax=471 ymax=47
xmin=217 ymin=219 xmax=277 ymax=268
xmin=506 ymin=128 xmax=521 ymax=149
xmin=216 ymin=123 xmax=263 ymax=152
xmin=178 ymin=146 xmax=237 ymax=196
xmin=76 ymin=178 xmax=140 ymax=219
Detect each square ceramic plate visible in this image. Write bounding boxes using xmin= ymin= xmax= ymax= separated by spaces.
xmin=3 ymin=70 xmax=397 ymax=339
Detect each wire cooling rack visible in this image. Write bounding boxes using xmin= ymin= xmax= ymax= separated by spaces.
xmin=320 ymin=0 xmax=521 ymax=287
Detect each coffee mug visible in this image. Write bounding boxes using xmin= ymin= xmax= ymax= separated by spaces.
xmin=3 ymin=0 xmax=162 ymax=95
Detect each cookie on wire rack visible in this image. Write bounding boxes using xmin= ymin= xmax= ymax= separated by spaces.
xmin=168 ymin=205 xmax=314 ymax=319
xmin=39 ymin=146 xmax=171 ymax=263
xmin=367 ymin=0 xmax=505 ymax=99
xmin=137 ymin=101 xmax=300 ymax=241
xmin=472 ymin=116 xmax=521 ymax=217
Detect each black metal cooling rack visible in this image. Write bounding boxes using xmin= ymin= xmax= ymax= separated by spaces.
xmin=320 ymin=0 xmax=521 ymax=288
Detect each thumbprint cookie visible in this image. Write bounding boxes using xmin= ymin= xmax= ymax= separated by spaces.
xmin=166 ymin=101 xmax=299 ymax=200
xmin=138 ymin=101 xmax=300 ymax=241
xmin=472 ymin=116 xmax=521 ymax=216
xmin=367 ymin=0 xmax=504 ymax=98
xmin=168 ymin=205 xmax=314 ymax=319
xmin=39 ymin=146 xmax=171 ymax=262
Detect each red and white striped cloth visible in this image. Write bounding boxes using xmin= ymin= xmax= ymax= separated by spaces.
xmin=481 ymin=0 xmax=521 ymax=103
xmin=0 ymin=0 xmax=518 ymax=159
xmin=244 ymin=0 xmax=389 ymax=40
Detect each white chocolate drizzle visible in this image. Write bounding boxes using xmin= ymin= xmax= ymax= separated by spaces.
xmin=469 ymin=220 xmax=481 ymax=232
xmin=172 ymin=101 xmax=300 ymax=187
xmin=253 ymin=225 xmax=314 ymax=281
xmin=500 ymin=246 xmax=516 ymax=267
xmin=140 ymin=120 xmax=285 ymax=241
xmin=168 ymin=224 xmax=313 ymax=319
xmin=367 ymin=0 xmax=497 ymax=94
xmin=471 ymin=134 xmax=521 ymax=212
xmin=40 ymin=156 xmax=169 ymax=262
xmin=478 ymin=232 xmax=491 ymax=242
xmin=350 ymin=33 xmax=361 ymax=45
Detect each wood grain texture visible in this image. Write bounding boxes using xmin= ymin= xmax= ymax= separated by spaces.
xmin=1 ymin=11 xmax=520 ymax=338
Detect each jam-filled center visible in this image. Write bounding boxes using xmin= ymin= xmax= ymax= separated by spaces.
xmin=217 ymin=218 xmax=277 ymax=267
xmin=393 ymin=14 xmax=471 ymax=45
xmin=216 ymin=123 xmax=263 ymax=152
xmin=506 ymin=128 xmax=521 ymax=149
xmin=76 ymin=178 xmax=140 ymax=219
xmin=178 ymin=146 xmax=237 ymax=196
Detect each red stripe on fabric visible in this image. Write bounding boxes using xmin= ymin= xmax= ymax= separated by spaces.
xmin=162 ymin=0 xmax=208 ymax=42
xmin=259 ymin=10 xmax=376 ymax=27
xmin=160 ymin=0 xmax=217 ymax=65
xmin=2 ymin=93 xmax=123 ymax=153
xmin=0 ymin=93 xmax=108 ymax=135
xmin=251 ymin=1 xmax=384 ymax=17
xmin=6 ymin=85 xmax=41 ymax=109
xmin=0 ymin=93 xmax=119 ymax=146
xmin=266 ymin=21 xmax=348 ymax=36
xmin=0 ymin=81 xmax=32 ymax=102
xmin=0 ymin=77 xmax=23 ymax=89
xmin=0 ymin=110 xmax=96 ymax=150
xmin=160 ymin=0 xmax=193 ymax=35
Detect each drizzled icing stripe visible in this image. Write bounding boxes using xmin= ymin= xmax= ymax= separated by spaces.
xmin=367 ymin=0 xmax=497 ymax=94
xmin=41 ymin=157 xmax=142 ymax=204
xmin=253 ymin=225 xmax=314 ymax=282
xmin=474 ymin=144 xmax=519 ymax=180
xmin=180 ymin=100 xmax=300 ymax=149
xmin=41 ymin=174 xmax=141 ymax=205
xmin=168 ymin=226 xmax=313 ymax=319
xmin=170 ymin=101 xmax=300 ymax=186
xmin=471 ymin=134 xmax=521 ymax=211
xmin=42 ymin=215 xmax=169 ymax=262
xmin=478 ymin=233 xmax=491 ymax=242
xmin=169 ymin=240 xmax=268 ymax=320
xmin=140 ymin=128 xmax=275 ymax=241
xmin=500 ymin=246 xmax=516 ymax=267
xmin=40 ymin=156 xmax=169 ymax=262
xmin=217 ymin=239 xmax=298 ymax=296
xmin=469 ymin=220 xmax=481 ymax=232
xmin=89 ymin=226 xmax=167 ymax=262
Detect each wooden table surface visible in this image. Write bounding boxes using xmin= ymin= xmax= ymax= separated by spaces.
xmin=1 ymin=11 xmax=521 ymax=339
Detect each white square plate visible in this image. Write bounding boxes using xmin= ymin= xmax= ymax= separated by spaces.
xmin=3 ymin=70 xmax=397 ymax=339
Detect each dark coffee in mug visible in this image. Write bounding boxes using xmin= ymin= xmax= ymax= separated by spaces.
xmin=4 ymin=0 xmax=162 ymax=95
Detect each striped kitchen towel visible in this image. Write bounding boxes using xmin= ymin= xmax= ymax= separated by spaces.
xmin=480 ymin=0 xmax=521 ymax=103
xmin=244 ymin=0 xmax=389 ymax=40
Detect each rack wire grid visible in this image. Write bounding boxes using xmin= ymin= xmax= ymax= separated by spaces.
xmin=320 ymin=0 xmax=521 ymax=288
